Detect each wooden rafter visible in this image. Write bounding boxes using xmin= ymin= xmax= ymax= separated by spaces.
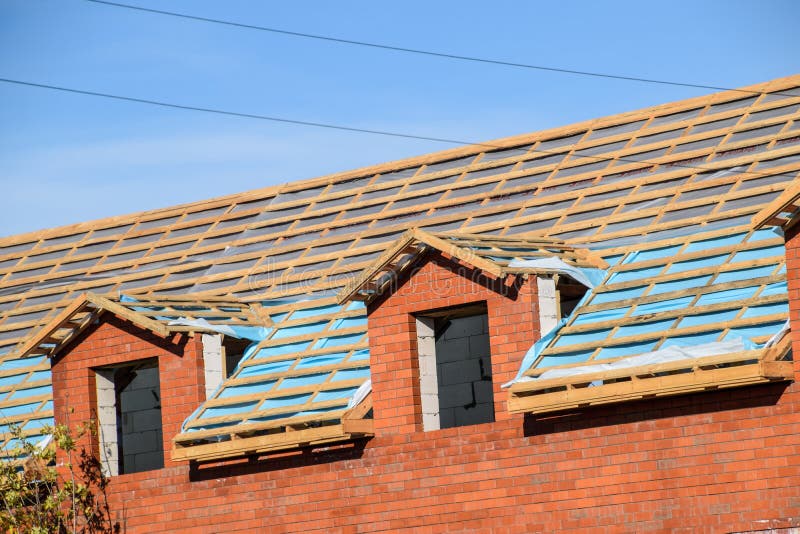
xmin=10 ymin=292 xmax=264 ymax=361
xmin=751 ymin=179 xmax=800 ymax=229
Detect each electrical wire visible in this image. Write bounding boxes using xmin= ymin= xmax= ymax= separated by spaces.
xmin=1 ymin=76 xmax=797 ymax=183
xmin=81 ymin=0 xmax=796 ymax=98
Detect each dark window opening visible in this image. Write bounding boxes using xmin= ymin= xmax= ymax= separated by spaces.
xmin=222 ymin=337 xmax=251 ymax=378
xmin=557 ymin=276 xmax=590 ymax=318
xmin=98 ymin=360 xmax=164 ymax=475
xmin=416 ymin=303 xmax=494 ymax=431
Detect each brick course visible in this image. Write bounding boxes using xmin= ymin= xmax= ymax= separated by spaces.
xmin=47 ymin=249 xmax=800 ymax=532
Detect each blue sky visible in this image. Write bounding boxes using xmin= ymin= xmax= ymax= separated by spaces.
xmin=0 ymin=0 xmax=798 ymax=237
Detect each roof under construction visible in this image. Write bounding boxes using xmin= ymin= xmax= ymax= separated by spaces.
xmin=1 ymin=75 xmax=799 ymax=459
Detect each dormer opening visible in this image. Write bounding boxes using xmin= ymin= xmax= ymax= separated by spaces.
xmin=415 ymin=302 xmax=493 ymax=431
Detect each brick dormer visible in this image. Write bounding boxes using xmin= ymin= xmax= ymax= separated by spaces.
xmin=19 ymin=293 xmax=268 ymax=473
xmin=337 ymin=230 xmax=605 ymax=436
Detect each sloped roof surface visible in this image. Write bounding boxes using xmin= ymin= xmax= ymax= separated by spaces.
xmin=1 ymin=75 xmax=800 ymax=454
xmin=522 ymin=226 xmax=787 ymax=374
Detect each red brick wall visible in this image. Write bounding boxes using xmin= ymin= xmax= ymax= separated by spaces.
xmin=366 ymin=251 xmax=539 ymax=434
xmin=48 ymin=246 xmax=800 ymax=532
xmin=104 ymin=384 xmax=800 ymax=533
xmin=51 ymin=315 xmax=206 ymax=470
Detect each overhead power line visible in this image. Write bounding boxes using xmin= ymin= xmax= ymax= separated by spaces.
xmin=0 ymin=76 xmax=795 ymax=183
xmin=81 ymin=0 xmax=792 ymax=98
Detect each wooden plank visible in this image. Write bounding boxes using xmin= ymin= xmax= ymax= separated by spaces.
xmin=341 ymin=419 xmax=374 ymax=434
xmin=175 ymin=409 xmax=348 ymax=442
xmin=513 ymin=349 xmax=771 ymax=393
xmin=342 ymin=392 xmax=372 ymax=421
xmin=336 ymin=230 xmax=417 ymax=304
xmin=11 ymin=293 xmax=91 ymax=358
xmin=172 ymin=424 xmax=349 ymax=462
xmin=85 ymin=294 xmax=170 ymax=337
xmin=413 ymin=229 xmax=504 ymax=277
xmin=508 ymin=360 xmax=793 ymax=414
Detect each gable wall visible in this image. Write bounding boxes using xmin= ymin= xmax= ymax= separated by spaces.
xmin=365 ymin=251 xmax=540 ymax=435
xmin=51 ymin=315 xmax=206 ymax=471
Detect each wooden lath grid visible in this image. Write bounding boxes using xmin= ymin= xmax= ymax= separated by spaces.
xmin=0 ymin=151 xmax=797 ymax=328
xmin=523 ymin=228 xmax=788 ymax=376
xmin=1 ymin=75 xmax=799 ymax=452
xmin=177 ymin=298 xmax=370 ymax=438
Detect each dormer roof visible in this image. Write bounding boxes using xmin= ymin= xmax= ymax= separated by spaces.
xmin=337 ymin=229 xmax=607 ymax=305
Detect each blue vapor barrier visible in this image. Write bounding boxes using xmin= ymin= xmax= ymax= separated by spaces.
xmin=552 ymin=329 xmax=609 ymax=348
xmin=725 ymin=321 xmax=788 ymax=342
xmin=600 ymin=253 xmax=625 ymax=267
xmin=332 ymin=368 xmax=371 ymax=382
xmin=595 ymin=341 xmax=658 ymax=360
xmin=667 ymin=254 xmax=730 ymax=274
xmin=270 ymin=321 xmax=329 ymax=339
xmin=227 ymin=325 xmax=270 ymax=341
xmin=616 ymin=318 xmax=676 ymax=337
xmin=683 ymin=232 xmax=749 ymax=253
xmin=630 ymin=296 xmax=695 ymax=316
xmin=514 ymin=226 xmax=790 ymax=380
xmin=296 ymin=406 xmax=342 ymax=417
xmin=510 ymin=318 xmax=568 ymax=381
xmin=608 ymin=265 xmax=664 ymax=284
xmin=277 ymin=373 xmax=329 ymax=390
xmin=313 ymin=387 xmax=360 ymax=402
xmin=661 ymin=331 xmax=726 ymax=348
xmin=742 ymin=302 xmax=790 ymax=318
xmin=591 ymin=285 xmax=648 ymax=304
xmin=571 ymin=306 xmax=631 ymax=325
xmin=622 ymin=244 xmax=684 ymax=264
xmin=7 ymin=385 xmax=52 ymax=401
xmin=762 ymin=281 xmax=789 ymax=296
xmin=179 ymin=295 xmax=372 ymax=434
xmin=237 ymin=359 xmax=294 ymax=377
xmin=330 ymin=315 xmax=369 ymax=330
xmin=695 ymin=287 xmax=759 ymax=306
xmin=313 ymin=333 xmax=365 ymax=349
xmin=677 ymin=309 xmax=740 ymax=328
xmin=0 ymin=356 xmax=46 ymax=372
xmin=199 ymin=401 xmax=259 ymax=419
xmin=260 ymin=393 xmax=313 ymax=410
xmin=2 ymin=434 xmax=49 ymax=453
xmin=649 ymin=275 xmax=712 ymax=295
xmin=1 ymin=401 xmax=51 ymax=417
xmin=217 ymin=380 xmax=277 ymax=399
xmin=253 ymin=341 xmax=310 ymax=358
xmin=295 ymin=352 xmax=349 ymax=369
xmin=536 ymin=349 xmax=602 ymax=369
